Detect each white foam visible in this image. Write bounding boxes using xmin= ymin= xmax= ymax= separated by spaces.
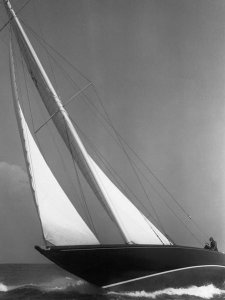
xmin=0 ymin=282 xmax=40 ymax=293
xmin=40 ymin=276 xmax=86 ymax=291
xmin=0 ymin=277 xmax=83 ymax=293
xmin=0 ymin=283 xmax=8 ymax=292
xmin=109 ymin=284 xmax=225 ymax=299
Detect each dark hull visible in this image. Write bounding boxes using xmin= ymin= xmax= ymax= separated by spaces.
xmin=35 ymin=244 xmax=225 ymax=292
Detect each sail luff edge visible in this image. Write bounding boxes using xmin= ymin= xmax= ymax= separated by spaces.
xmin=9 ymin=31 xmax=47 ymax=246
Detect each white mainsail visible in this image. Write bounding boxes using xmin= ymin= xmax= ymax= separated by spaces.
xmin=6 ymin=0 xmax=172 ymax=245
xmin=9 ymin=39 xmax=100 ymax=246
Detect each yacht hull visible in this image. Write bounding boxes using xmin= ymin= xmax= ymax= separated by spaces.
xmin=35 ymin=244 xmax=225 ymax=292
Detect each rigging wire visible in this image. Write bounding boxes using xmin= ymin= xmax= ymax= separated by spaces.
xmin=10 ymin=30 xmax=47 ymax=246
xmin=20 ymin=17 xmax=206 ymax=245
xmin=0 ymin=0 xmax=33 ymax=33
xmin=71 ymin=117 xmax=158 ymax=223
xmin=69 ymin=116 xmax=204 ymax=245
xmin=70 ymin=117 xmax=173 ymax=239
xmin=21 ymin=61 xmax=95 ymax=234
xmin=12 ymin=26 xmax=100 ymax=243
xmin=32 ymin=0 xmax=59 ymax=93
xmin=13 ymin=24 xmax=93 ymax=233
xmin=59 ymin=71 xmax=203 ymax=242
xmin=20 ymin=50 xmax=35 ymax=132
xmin=20 ymin=19 xmax=91 ymax=83
xmin=34 ymin=83 xmax=93 ymax=134
xmin=88 ymin=92 xmax=167 ymax=240
xmin=92 ymin=86 xmax=207 ymax=244
xmin=0 ymin=18 xmax=10 ymax=34
xmin=19 ymin=20 xmax=165 ymax=232
xmin=69 ymin=118 xmax=202 ymax=244
xmin=63 ymin=118 xmax=99 ymax=239
xmin=17 ymin=7 xmax=99 ymax=234
xmin=70 ymin=117 xmax=202 ymax=245
xmin=21 ymin=20 xmax=169 ymax=241
xmin=0 ymin=16 xmax=10 ymax=48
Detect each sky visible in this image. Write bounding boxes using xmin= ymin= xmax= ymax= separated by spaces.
xmin=0 ymin=0 xmax=225 ymax=262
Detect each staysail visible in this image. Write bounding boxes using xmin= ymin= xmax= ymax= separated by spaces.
xmin=86 ymin=156 xmax=171 ymax=244
xmin=5 ymin=0 xmax=172 ymax=245
xmin=9 ymin=38 xmax=99 ymax=246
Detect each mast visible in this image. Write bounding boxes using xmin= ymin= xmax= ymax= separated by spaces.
xmin=4 ymin=0 xmax=128 ymax=243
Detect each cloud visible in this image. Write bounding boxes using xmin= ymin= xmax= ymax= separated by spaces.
xmin=0 ymin=162 xmax=29 ymax=199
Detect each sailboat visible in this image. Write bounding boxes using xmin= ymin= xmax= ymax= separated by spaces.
xmin=3 ymin=0 xmax=225 ymax=293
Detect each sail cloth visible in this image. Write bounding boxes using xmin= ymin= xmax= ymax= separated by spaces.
xmin=18 ymin=106 xmax=100 ymax=246
xmin=6 ymin=1 xmax=172 ymax=245
xmin=86 ymin=156 xmax=171 ymax=245
xmin=10 ymin=40 xmax=100 ymax=246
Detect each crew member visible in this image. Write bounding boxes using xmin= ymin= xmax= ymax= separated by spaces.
xmin=204 ymin=243 xmax=210 ymax=250
xmin=209 ymin=237 xmax=218 ymax=251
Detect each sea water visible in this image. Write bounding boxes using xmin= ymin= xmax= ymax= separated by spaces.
xmin=0 ymin=264 xmax=225 ymax=300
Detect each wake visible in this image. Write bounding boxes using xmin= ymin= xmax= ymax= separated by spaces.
xmin=0 ymin=276 xmax=86 ymax=293
xmin=0 ymin=283 xmax=8 ymax=292
xmin=108 ymin=284 xmax=225 ymax=299
xmin=1 ymin=279 xmax=225 ymax=299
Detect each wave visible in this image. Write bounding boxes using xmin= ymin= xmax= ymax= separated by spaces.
xmin=1 ymin=279 xmax=225 ymax=299
xmin=108 ymin=284 xmax=225 ymax=299
xmin=0 ymin=278 xmax=102 ymax=300
xmin=41 ymin=276 xmax=85 ymax=291
xmin=0 ymin=283 xmax=8 ymax=292
xmin=0 ymin=276 xmax=86 ymax=293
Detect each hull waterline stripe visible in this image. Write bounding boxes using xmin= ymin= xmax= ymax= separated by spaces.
xmin=102 ymin=264 xmax=225 ymax=288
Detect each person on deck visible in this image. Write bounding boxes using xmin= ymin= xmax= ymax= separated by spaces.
xmin=204 ymin=242 xmax=210 ymax=250
xmin=209 ymin=237 xmax=218 ymax=251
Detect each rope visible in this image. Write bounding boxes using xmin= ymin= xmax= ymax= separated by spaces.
xmin=32 ymin=0 xmax=59 ymax=93
xmin=34 ymin=82 xmax=93 ymax=134
xmin=21 ymin=52 xmax=36 ymax=133
xmin=0 ymin=0 xmax=33 ymax=33
xmin=10 ymin=31 xmax=47 ymax=246
xmin=18 ymin=16 xmax=205 ymax=245
xmin=14 ymin=30 xmax=92 ymax=234
xmin=70 ymin=108 xmax=203 ymax=245
xmin=70 ymin=116 xmax=160 ymax=225
xmin=93 ymin=88 xmax=205 ymax=245
xmin=63 ymin=118 xmax=99 ymax=238
xmin=17 ymin=24 xmax=166 ymax=235
xmin=20 ymin=19 xmax=91 ymax=83
xmin=69 ymin=119 xmax=187 ymax=245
